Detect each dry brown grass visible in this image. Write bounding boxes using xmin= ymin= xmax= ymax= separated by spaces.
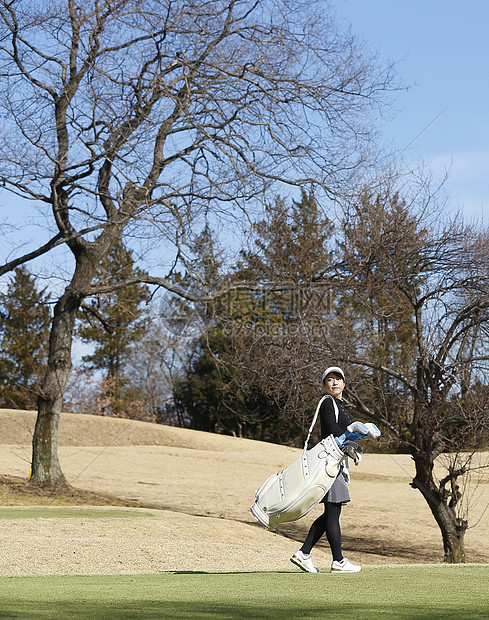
xmin=1 ymin=409 xmax=488 ymax=575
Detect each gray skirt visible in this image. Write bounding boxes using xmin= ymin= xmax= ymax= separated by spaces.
xmin=322 ymin=469 xmax=350 ymax=504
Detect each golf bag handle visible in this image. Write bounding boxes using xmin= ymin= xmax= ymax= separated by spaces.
xmin=302 ymin=395 xmax=339 ymax=456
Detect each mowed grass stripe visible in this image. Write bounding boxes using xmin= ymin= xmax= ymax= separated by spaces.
xmin=0 ymin=506 xmax=155 ymax=519
xmin=0 ymin=566 xmax=488 ymax=619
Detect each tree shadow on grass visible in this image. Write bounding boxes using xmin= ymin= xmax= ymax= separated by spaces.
xmin=275 ymin=520 xmax=443 ymax=563
xmin=3 ymin=601 xmax=485 ymax=620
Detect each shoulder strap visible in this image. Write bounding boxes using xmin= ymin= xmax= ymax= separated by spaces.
xmin=302 ymin=395 xmax=339 ymax=454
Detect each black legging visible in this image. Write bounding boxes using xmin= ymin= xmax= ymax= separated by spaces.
xmin=300 ymin=502 xmax=343 ymax=561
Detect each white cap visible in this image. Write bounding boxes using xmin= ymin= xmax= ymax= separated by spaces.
xmin=322 ymin=366 xmax=345 ymax=382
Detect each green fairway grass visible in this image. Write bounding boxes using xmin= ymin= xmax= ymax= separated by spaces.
xmin=0 ymin=566 xmax=488 ymax=619
xmin=0 ymin=506 xmax=155 ymax=519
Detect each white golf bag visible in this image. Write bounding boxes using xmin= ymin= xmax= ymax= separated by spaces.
xmin=250 ymin=396 xmax=379 ymax=531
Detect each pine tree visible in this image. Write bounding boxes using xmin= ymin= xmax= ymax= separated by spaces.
xmin=228 ymin=191 xmax=336 ymax=424
xmin=171 ymin=193 xmax=336 ymax=443
xmin=338 ymin=191 xmax=420 ymax=440
xmin=242 ymin=190 xmax=333 ymax=283
xmin=76 ymin=240 xmax=151 ymax=415
xmin=236 ymin=190 xmax=335 ymax=327
xmin=0 ymin=267 xmax=51 ymax=409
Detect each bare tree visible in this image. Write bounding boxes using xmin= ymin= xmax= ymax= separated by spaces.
xmin=336 ymin=185 xmax=489 ymax=562
xmin=0 ymin=0 xmax=396 ymax=486
xmin=208 ymin=180 xmax=489 ymax=563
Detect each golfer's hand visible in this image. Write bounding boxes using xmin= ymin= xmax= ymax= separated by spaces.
xmin=342 ymin=467 xmax=351 ymax=484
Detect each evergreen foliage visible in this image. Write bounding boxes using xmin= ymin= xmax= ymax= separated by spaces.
xmin=0 ymin=267 xmax=50 ymax=409
xmin=338 ymin=192 xmax=420 ymax=445
xmin=76 ymin=241 xmax=151 ymax=415
xmin=171 ymin=192 xmax=335 ymax=443
xmin=240 ymin=190 xmax=333 ymax=283
xmin=172 ymin=329 xmax=302 ymax=444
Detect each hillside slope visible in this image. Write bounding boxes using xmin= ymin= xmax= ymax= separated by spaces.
xmin=1 ymin=409 xmax=488 ymax=574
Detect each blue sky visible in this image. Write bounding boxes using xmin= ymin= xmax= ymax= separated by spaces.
xmin=336 ymin=0 xmax=489 ymax=222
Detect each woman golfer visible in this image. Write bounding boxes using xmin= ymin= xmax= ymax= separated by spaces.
xmin=290 ymin=366 xmax=361 ymax=574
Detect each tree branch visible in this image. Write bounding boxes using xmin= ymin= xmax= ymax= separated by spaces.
xmin=0 ymin=224 xmax=105 ymax=276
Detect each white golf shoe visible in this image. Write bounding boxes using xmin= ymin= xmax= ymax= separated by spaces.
xmin=290 ymin=550 xmax=319 ymax=573
xmin=330 ymin=557 xmax=361 ymax=573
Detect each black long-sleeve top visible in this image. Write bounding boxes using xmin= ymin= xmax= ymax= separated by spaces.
xmin=319 ymin=394 xmax=354 ymax=440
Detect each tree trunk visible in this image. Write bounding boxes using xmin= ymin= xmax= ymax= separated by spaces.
xmin=433 ymin=501 xmax=467 ymax=563
xmin=411 ymin=454 xmax=467 ymax=563
xmin=31 ymin=396 xmax=66 ymax=488
xmin=30 ymin=288 xmax=80 ymax=487
xmin=29 ymin=226 xmax=121 ymax=487
xmin=29 ymin=252 xmax=95 ymax=487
